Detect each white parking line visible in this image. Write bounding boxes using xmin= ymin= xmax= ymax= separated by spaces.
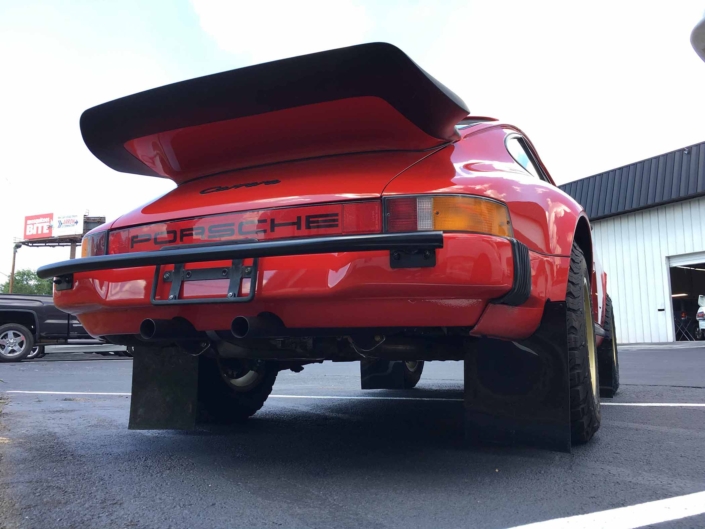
xmin=4 ymin=390 xmax=705 ymax=407
xmin=601 ymin=402 xmax=705 ymax=407
xmin=506 ymin=490 xmax=705 ymax=529
xmin=5 ymin=391 xmax=131 ymax=396
xmin=271 ymin=394 xmax=462 ymax=401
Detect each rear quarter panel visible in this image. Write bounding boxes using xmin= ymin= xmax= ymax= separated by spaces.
xmin=383 ymin=125 xmax=584 ymax=258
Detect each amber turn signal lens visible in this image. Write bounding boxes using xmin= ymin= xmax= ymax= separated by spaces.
xmin=431 ymin=196 xmax=513 ymax=237
xmin=81 ymin=231 xmax=107 ymax=258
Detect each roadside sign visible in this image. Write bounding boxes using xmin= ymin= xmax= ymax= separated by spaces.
xmin=54 ymin=213 xmax=84 ymax=237
xmin=23 ymin=213 xmax=53 ymax=239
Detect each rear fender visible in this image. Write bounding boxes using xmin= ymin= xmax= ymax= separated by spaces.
xmin=384 ymin=126 xmax=600 ymax=335
xmin=383 ymin=127 xmax=586 ymax=258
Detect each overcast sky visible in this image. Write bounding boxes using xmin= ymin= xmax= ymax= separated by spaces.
xmin=1 ymin=0 xmax=704 ymax=276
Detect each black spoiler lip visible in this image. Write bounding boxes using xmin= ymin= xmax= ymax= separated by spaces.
xmin=80 ymin=42 xmax=469 ymax=179
xmin=37 ymin=232 xmax=444 ymax=280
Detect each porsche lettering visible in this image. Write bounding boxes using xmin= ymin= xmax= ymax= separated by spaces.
xmin=129 ymin=213 xmax=340 ymax=248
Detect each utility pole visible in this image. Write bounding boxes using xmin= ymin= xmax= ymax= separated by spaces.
xmin=9 ymin=243 xmax=20 ymax=294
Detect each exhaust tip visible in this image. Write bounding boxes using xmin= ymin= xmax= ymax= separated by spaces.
xmin=231 ymin=316 xmax=250 ymax=339
xmin=139 ymin=319 xmax=157 ymax=340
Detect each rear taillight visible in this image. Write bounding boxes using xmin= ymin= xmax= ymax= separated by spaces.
xmin=385 ymin=195 xmax=513 ymax=237
xmin=81 ymin=230 xmax=107 ymax=257
xmin=697 ymin=311 xmax=705 ymax=321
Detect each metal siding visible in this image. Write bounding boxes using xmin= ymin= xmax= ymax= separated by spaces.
xmin=560 ymin=140 xmax=705 ymax=220
xmin=688 ymin=150 xmax=698 ymax=195
xmin=646 ymin=159 xmax=658 ymax=204
xmin=625 ymin=164 xmax=637 ymax=211
xmin=592 ymin=195 xmax=705 ymax=343
xmin=667 ymin=152 xmax=677 ymax=200
xmin=616 ymin=167 xmax=628 ymax=212
xmin=698 ymin=144 xmax=705 ymax=192
xmin=655 ymin=156 xmax=666 ymax=203
xmin=585 ymin=175 xmax=597 ymax=218
xmin=636 ymin=162 xmax=648 ymax=207
xmin=604 ymin=170 xmax=617 ymax=217
xmin=596 ymin=173 xmax=608 ymax=218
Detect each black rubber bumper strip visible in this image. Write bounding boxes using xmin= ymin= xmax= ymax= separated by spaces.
xmin=492 ymin=239 xmax=531 ymax=307
xmin=36 ymin=232 xmax=444 ymax=280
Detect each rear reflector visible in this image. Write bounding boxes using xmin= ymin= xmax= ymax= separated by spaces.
xmin=343 ymin=201 xmax=381 ymax=234
xmin=386 ymin=195 xmax=513 ymax=237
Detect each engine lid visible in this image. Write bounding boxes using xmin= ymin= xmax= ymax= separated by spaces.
xmin=111 ymin=150 xmax=438 ymax=228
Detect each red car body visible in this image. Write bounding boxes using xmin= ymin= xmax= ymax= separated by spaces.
xmin=38 ymin=43 xmax=614 ymax=451
xmin=53 ymin=120 xmax=606 ymax=341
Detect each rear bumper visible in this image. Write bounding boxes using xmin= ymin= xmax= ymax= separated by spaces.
xmin=46 ymin=232 xmax=563 ymax=339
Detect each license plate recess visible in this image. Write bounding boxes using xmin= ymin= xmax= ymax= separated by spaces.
xmin=150 ymin=259 xmax=257 ymax=305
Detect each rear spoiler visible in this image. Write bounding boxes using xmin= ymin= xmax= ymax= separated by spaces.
xmin=81 ymin=43 xmax=469 ymax=184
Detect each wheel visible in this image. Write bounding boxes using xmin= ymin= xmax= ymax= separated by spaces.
xmin=566 ymin=243 xmax=601 ymax=444
xmin=26 ymin=344 xmax=45 ymax=360
xmin=0 ymin=324 xmax=35 ymax=362
xmin=696 ymin=328 xmax=705 ymax=340
xmin=598 ymin=296 xmax=620 ymax=397
xmin=402 ymin=360 xmax=424 ymax=389
xmin=197 ymin=358 xmax=277 ymax=423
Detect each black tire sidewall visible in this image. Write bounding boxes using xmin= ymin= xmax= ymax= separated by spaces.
xmin=567 ymin=245 xmax=601 ymax=444
xmin=198 ymin=358 xmax=277 ymax=423
xmin=27 ymin=344 xmax=45 ymax=360
xmin=402 ymin=360 xmax=424 ymax=389
xmin=597 ymin=296 xmax=620 ymax=393
xmin=0 ymin=323 xmax=35 ymax=362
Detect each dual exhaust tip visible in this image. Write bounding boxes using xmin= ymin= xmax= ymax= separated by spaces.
xmin=139 ymin=313 xmax=283 ymax=341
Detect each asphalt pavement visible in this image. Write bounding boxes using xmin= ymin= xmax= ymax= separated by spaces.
xmin=1 ymin=344 xmax=704 ymax=529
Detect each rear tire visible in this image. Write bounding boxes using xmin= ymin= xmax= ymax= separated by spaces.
xmin=26 ymin=345 xmax=45 ymax=360
xmin=402 ymin=361 xmax=424 ymax=389
xmin=566 ymin=243 xmax=601 ymax=445
xmin=598 ymin=296 xmax=620 ymax=397
xmin=0 ymin=324 xmax=35 ymax=362
xmin=198 ymin=358 xmax=277 ymax=423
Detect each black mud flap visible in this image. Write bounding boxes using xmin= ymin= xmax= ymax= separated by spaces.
xmin=360 ymin=359 xmax=406 ymax=389
xmin=128 ymin=345 xmax=200 ymax=430
xmin=464 ymin=302 xmax=571 ymax=452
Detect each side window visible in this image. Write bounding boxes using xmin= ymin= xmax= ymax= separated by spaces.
xmin=506 ymin=137 xmax=541 ymax=179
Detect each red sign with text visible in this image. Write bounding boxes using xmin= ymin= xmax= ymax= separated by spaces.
xmin=24 ymin=213 xmax=54 ymax=240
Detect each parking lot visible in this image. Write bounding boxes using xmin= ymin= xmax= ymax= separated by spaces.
xmin=1 ymin=344 xmax=704 ymax=529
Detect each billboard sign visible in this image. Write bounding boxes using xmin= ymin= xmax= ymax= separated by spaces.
xmin=24 ymin=213 xmax=53 ymax=240
xmin=23 ymin=212 xmax=85 ymax=240
xmin=54 ymin=213 xmax=84 ymax=237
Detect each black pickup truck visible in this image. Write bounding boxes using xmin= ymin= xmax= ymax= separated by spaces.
xmin=0 ymin=294 xmax=97 ymax=362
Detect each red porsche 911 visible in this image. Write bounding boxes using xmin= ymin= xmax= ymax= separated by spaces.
xmin=39 ymin=43 xmax=619 ymax=451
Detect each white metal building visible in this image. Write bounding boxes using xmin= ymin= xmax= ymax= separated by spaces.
xmin=561 ymin=141 xmax=705 ymax=343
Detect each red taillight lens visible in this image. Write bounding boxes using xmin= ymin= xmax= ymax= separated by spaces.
xmin=81 ymin=231 xmax=107 ymax=257
xmin=385 ymin=197 xmax=418 ymax=232
xmin=697 ymin=311 xmax=705 ymax=321
xmin=108 ymin=230 xmax=131 ymax=255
